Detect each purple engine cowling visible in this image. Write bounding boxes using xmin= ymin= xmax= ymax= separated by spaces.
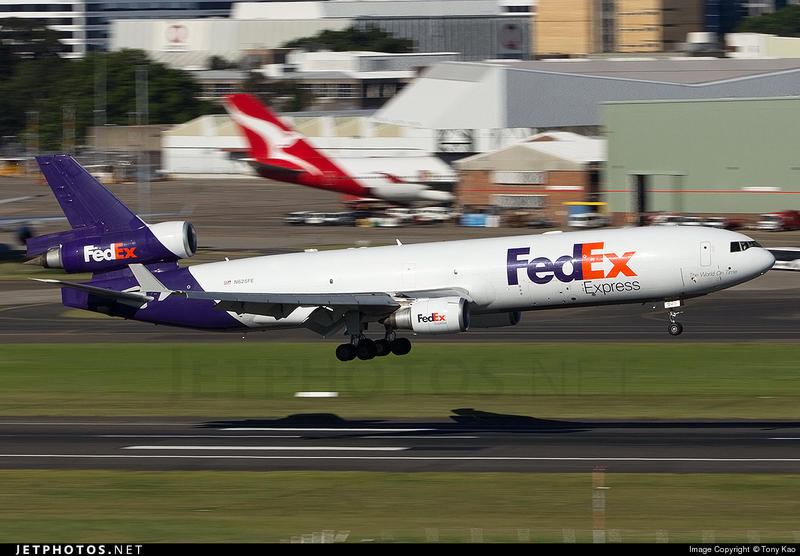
xmin=27 ymin=220 xmax=197 ymax=273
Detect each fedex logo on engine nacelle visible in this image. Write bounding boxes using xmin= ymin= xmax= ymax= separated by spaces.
xmin=417 ymin=312 xmax=446 ymax=323
xmin=506 ymin=242 xmax=636 ymax=286
xmin=83 ymin=243 xmax=137 ymax=263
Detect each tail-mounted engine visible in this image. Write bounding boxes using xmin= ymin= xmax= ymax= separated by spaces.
xmin=26 ymin=220 xmax=197 ymax=273
xmin=384 ymin=296 xmax=469 ymax=334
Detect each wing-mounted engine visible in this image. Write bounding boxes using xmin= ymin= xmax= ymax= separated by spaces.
xmin=383 ymin=296 xmax=469 ymax=334
xmin=26 ymin=220 xmax=197 ymax=273
xmin=469 ymin=311 xmax=522 ymax=328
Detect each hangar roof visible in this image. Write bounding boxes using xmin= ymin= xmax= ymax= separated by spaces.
xmin=455 ymin=132 xmax=605 ymax=171
xmin=374 ymin=58 xmax=800 ymax=129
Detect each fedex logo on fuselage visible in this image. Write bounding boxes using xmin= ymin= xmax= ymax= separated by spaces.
xmin=506 ymin=242 xmax=636 ymax=285
xmin=83 ymin=243 xmax=137 ymax=263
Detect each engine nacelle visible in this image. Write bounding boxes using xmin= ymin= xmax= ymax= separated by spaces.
xmin=31 ymin=221 xmax=197 ymax=273
xmin=384 ymin=296 xmax=469 ymax=334
xmin=469 ymin=311 xmax=522 ymax=328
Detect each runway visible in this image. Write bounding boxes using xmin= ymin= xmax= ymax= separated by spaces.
xmin=3 ymin=176 xmax=799 ymax=479
xmin=1 ymin=270 xmax=798 ymax=343
xmin=1 ymin=415 xmax=799 ymax=473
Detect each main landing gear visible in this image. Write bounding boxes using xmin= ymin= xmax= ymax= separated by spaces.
xmin=665 ymin=300 xmax=684 ymax=336
xmin=335 ymin=334 xmax=412 ymax=362
xmin=335 ymin=312 xmax=412 ymax=361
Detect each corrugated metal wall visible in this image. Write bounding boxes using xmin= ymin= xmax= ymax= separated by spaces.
xmin=604 ymin=97 xmax=800 ymax=215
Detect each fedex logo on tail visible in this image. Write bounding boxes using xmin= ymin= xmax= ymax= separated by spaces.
xmin=507 ymin=242 xmax=636 ymax=285
xmin=83 ymin=243 xmax=137 ymax=263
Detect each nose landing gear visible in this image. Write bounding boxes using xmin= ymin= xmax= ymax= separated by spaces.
xmin=665 ymin=300 xmax=684 ymax=336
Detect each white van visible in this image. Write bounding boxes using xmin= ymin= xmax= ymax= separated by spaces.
xmin=567 ymin=213 xmax=609 ymax=228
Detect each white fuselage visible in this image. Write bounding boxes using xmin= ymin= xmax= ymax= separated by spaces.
xmin=184 ymin=226 xmax=774 ymax=330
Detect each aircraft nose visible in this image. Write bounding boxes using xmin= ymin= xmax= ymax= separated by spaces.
xmin=752 ymin=247 xmax=775 ymax=275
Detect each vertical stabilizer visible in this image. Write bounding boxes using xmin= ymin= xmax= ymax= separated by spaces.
xmin=36 ymin=155 xmax=144 ymax=232
xmin=224 ymin=93 xmax=339 ymax=177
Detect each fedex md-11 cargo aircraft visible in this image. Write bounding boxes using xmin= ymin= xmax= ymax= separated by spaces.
xmin=224 ymin=93 xmax=454 ymax=204
xmin=29 ymin=155 xmax=775 ymax=361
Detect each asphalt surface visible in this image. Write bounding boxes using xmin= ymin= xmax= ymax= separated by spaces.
xmin=1 ymin=415 xmax=799 ymax=473
xmin=1 ymin=271 xmax=798 ymax=343
xmin=2 ymin=174 xmax=799 ymax=475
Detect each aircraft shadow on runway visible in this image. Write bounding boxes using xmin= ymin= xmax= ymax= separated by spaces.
xmin=202 ymin=408 xmax=800 ymax=438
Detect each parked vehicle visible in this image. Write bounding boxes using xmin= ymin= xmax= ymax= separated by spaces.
xmin=650 ymin=214 xmax=685 ymax=226
xmin=284 ymin=211 xmax=310 ymax=225
xmin=703 ymin=216 xmax=744 ymax=230
xmin=567 ymin=212 xmax=609 ymax=228
xmin=412 ymin=206 xmax=455 ymax=224
xmin=756 ymin=210 xmax=800 ymax=231
xmin=680 ymin=215 xmax=703 ymax=226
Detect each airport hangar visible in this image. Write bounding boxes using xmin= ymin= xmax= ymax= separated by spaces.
xmin=603 ymin=96 xmax=800 ymax=225
xmin=160 ymin=58 xmax=800 ymax=221
xmin=371 ymin=58 xmax=800 ymax=220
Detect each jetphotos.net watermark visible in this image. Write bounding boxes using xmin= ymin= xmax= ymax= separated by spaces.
xmin=15 ymin=546 xmax=142 ymax=556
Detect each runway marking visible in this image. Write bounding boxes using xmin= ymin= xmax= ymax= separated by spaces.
xmin=222 ymin=428 xmax=434 ymax=433
xmin=123 ymin=445 xmax=409 ymax=452
xmin=362 ymin=435 xmax=478 ymax=439
xmin=99 ymin=435 xmax=301 ymax=439
xmin=2 ymin=454 xmax=800 ymax=462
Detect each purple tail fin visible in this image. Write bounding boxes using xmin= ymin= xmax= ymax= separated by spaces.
xmin=27 ymin=155 xmax=146 ymax=258
xmin=36 ymin=155 xmax=144 ymax=232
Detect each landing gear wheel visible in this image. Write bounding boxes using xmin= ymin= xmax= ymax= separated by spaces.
xmin=356 ymin=338 xmax=378 ymax=360
xmin=668 ymin=322 xmax=683 ymax=336
xmin=335 ymin=343 xmax=357 ymax=361
xmin=390 ymin=337 xmax=412 ymax=356
xmin=374 ymin=339 xmax=391 ymax=357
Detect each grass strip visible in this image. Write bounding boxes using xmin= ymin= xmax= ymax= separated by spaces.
xmin=0 ymin=471 xmax=797 ymax=543
xmin=0 ymin=343 xmax=798 ymax=419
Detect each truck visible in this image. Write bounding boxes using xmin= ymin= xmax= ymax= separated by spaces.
xmin=756 ymin=210 xmax=800 ymax=231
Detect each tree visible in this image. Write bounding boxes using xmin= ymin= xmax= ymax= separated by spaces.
xmin=282 ymin=25 xmax=414 ymax=53
xmin=736 ymin=5 xmax=800 ymax=36
xmin=0 ymin=48 xmax=219 ymax=151
xmin=242 ymin=71 xmax=314 ymax=112
xmin=206 ymin=55 xmax=237 ymax=70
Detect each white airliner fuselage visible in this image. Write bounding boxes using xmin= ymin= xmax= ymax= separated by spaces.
xmin=185 ymin=226 xmax=772 ymax=331
xmin=32 ymin=155 xmax=776 ymax=362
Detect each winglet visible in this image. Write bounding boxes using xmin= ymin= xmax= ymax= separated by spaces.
xmin=129 ymin=263 xmax=172 ymax=301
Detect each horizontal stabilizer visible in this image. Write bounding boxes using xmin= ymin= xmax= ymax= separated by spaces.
xmin=32 ymin=278 xmax=153 ymax=304
xmin=251 ymin=160 xmax=304 ymax=175
xmin=129 ymin=263 xmax=171 ymax=301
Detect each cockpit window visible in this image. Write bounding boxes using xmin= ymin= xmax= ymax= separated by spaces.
xmin=730 ymin=241 xmax=762 ymax=252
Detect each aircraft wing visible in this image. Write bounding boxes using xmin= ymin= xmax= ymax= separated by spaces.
xmin=768 ymin=248 xmax=800 ymax=271
xmin=175 ymin=290 xmax=400 ymax=319
xmin=395 ymin=287 xmax=474 ymax=302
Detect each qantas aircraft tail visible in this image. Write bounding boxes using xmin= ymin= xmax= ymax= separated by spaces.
xmin=224 ymin=94 xmax=347 ymax=180
xmin=224 ymin=94 xmax=453 ymax=203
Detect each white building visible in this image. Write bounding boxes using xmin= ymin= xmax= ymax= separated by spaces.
xmin=111 ymin=0 xmax=531 ymax=69
xmin=162 ymin=111 xmax=456 ymax=179
xmin=726 ymin=33 xmax=800 ymax=59
xmin=0 ymin=0 xmax=240 ymax=58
